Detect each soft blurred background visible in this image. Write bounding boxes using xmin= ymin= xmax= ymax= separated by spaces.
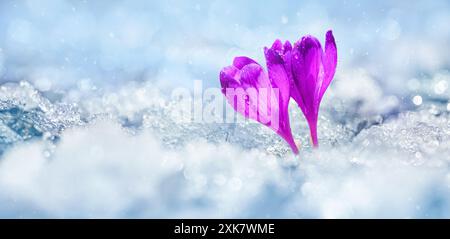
xmin=0 ymin=0 xmax=449 ymax=218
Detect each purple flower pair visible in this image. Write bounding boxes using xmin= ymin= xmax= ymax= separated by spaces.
xmin=220 ymin=30 xmax=337 ymax=154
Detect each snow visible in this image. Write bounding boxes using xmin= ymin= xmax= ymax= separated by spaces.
xmin=0 ymin=0 xmax=449 ymax=218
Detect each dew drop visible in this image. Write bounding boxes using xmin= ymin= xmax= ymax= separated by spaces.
xmin=434 ymin=80 xmax=448 ymax=94
xmin=412 ymin=95 xmax=422 ymax=106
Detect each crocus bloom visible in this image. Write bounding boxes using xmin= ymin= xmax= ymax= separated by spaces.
xmin=220 ymin=41 xmax=299 ymax=154
xmin=289 ymin=30 xmax=337 ymax=147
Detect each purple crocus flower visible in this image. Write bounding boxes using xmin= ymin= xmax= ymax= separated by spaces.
xmin=289 ymin=30 xmax=337 ymax=147
xmin=220 ymin=40 xmax=299 ymax=154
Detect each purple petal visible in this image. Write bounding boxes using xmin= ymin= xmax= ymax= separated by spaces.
xmin=291 ymin=35 xmax=323 ymax=118
xmin=289 ymin=31 xmax=337 ymax=148
xmin=264 ymin=40 xmax=298 ymax=153
xmin=219 ymin=65 xmax=241 ymax=98
xmin=220 ymin=54 xmax=299 ymax=154
xmin=264 ymin=40 xmax=290 ymax=104
xmin=281 ymin=41 xmax=304 ymax=111
xmin=319 ymin=30 xmax=337 ymax=101
xmin=239 ymin=63 xmax=272 ymax=90
xmin=220 ymin=61 xmax=272 ymax=122
xmin=233 ymin=56 xmax=258 ymax=69
xmin=220 ymin=63 xmax=262 ymax=121
xmin=283 ymin=40 xmax=292 ymax=53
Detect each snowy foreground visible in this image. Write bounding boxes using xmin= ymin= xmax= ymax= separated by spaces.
xmin=0 ymin=79 xmax=449 ymax=218
xmin=0 ymin=0 xmax=450 ymax=218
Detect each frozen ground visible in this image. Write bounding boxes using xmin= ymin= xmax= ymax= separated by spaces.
xmin=0 ymin=0 xmax=450 ymax=218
